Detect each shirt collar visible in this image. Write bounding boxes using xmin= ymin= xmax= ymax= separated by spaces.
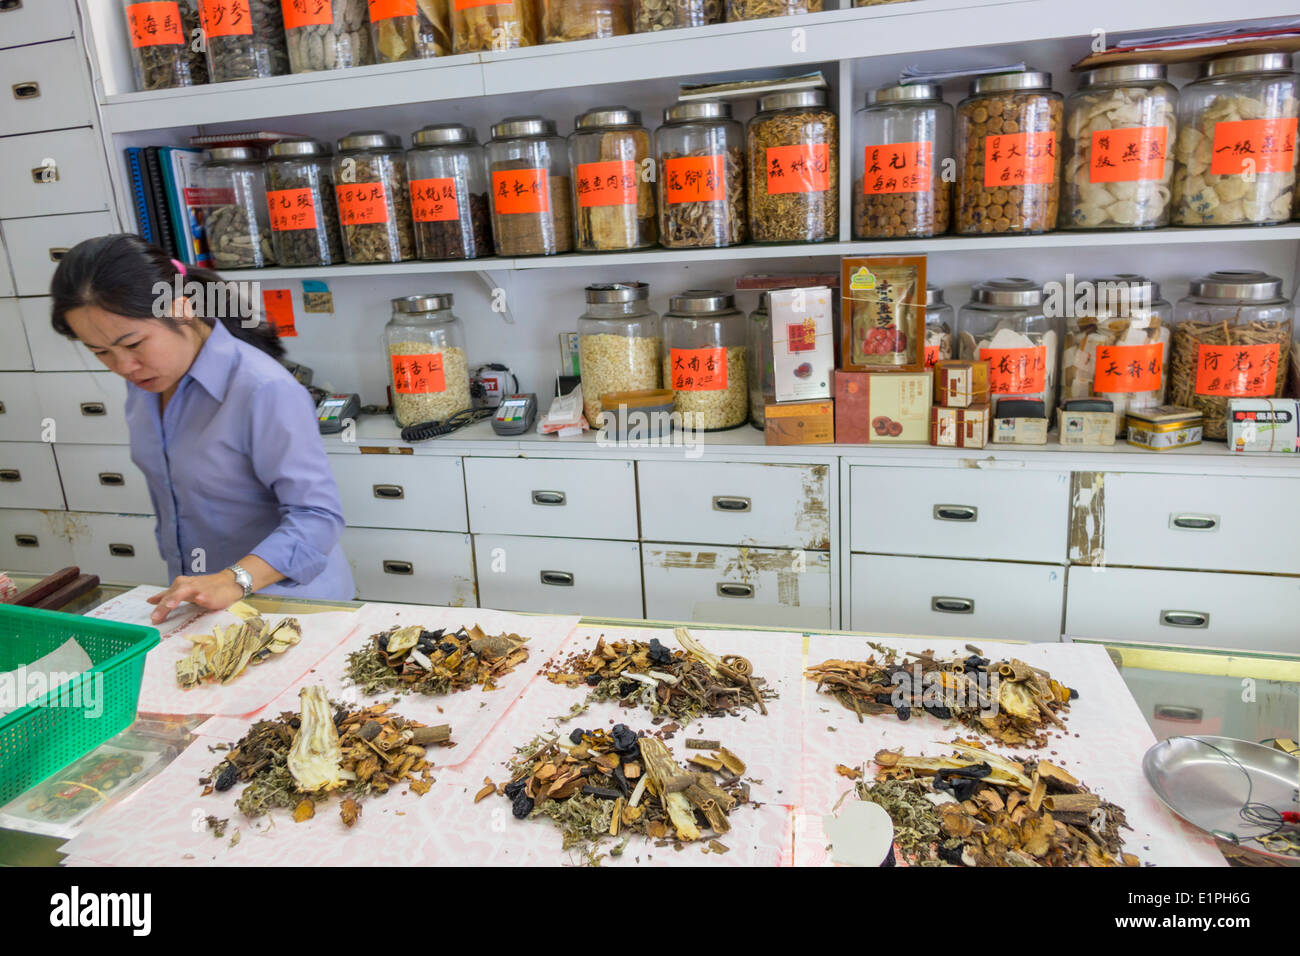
xmin=185 ymin=319 xmax=238 ymax=402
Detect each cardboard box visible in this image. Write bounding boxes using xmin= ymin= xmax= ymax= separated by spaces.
xmin=991 ymin=416 xmax=1048 ymax=444
xmin=770 ymin=286 xmax=834 ymax=402
xmin=934 ymin=360 xmax=990 ymax=408
xmin=930 ymin=404 xmax=990 ymax=448
xmin=1125 ymin=405 xmax=1202 ymax=451
xmin=834 ymin=370 xmax=871 ymax=443
xmin=1227 ymin=398 xmax=1299 ymax=453
xmin=765 ymin=399 xmax=834 ymax=445
xmin=866 ymin=371 xmax=931 ymax=442
xmin=840 ymin=256 xmax=927 ymax=372
xmin=1057 ymin=409 xmax=1117 ymax=446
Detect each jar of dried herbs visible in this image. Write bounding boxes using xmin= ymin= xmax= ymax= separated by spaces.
xmin=486 ymin=116 xmax=574 ymax=256
xmin=333 ymin=131 xmax=416 ymax=263
xmin=577 ymin=282 xmax=661 ymax=427
xmin=369 ymin=0 xmax=451 ymax=61
xmin=923 ymin=285 xmax=953 ymax=370
xmin=853 ymin=83 xmax=952 ymax=239
xmin=662 ymin=290 xmax=748 ymax=431
xmin=569 ymin=106 xmax=656 ymax=252
xmin=541 ymin=0 xmax=631 ymax=42
xmin=957 ymin=278 xmax=1060 ymax=417
xmin=408 ymin=124 xmax=494 ymax=260
xmin=725 ymin=0 xmax=821 ymax=20
xmin=384 ymin=294 xmax=472 ymax=427
xmin=122 ymin=0 xmax=208 ymax=90
xmin=284 ymin=0 xmax=374 ymax=73
xmin=746 ymin=291 xmax=776 ymax=427
xmin=451 ymin=0 xmax=537 ymax=53
xmin=632 ymin=0 xmax=720 ymax=32
xmin=265 ymin=139 xmax=344 ymax=267
xmin=198 ymin=0 xmax=289 ymax=83
xmin=747 ymin=89 xmax=837 ymax=243
xmin=657 ymin=100 xmax=747 ymax=248
xmin=1170 ymin=271 xmax=1293 ymax=440
xmin=196 ymin=147 xmax=274 ymax=270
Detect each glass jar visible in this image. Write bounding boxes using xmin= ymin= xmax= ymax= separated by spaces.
xmin=384 ymin=294 xmax=472 ymax=427
xmin=725 ymin=0 xmax=821 ymax=20
xmin=576 ymin=282 xmax=661 ymax=426
xmin=747 ymin=90 xmax=838 ymax=243
xmin=196 ymin=147 xmax=273 ymax=270
xmin=956 ymin=71 xmax=1063 ymax=235
xmin=1170 ymin=271 xmax=1294 ymax=440
xmin=923 ymin=284 xmax=953 ymax=370
xmin=1062 ymin=275 xmax=1171 ymax=425
xmin=541 ymin=0 xmax=631 ymax=42
xmin=1172 ymin=53 xmax=1300 ymax=227
xmin=333 ymin=131 xmax=415 ymax=263
xmin=265 ymin=139 xmax=345 ymax=267
xmin=657 ymin=100 xmax=747 ymax=248
xmin=632 ymin=0 xmax=719 ymax=32
xmin=569 ymin=106 xmax=657 ymax=252
xmin=662 ymin=290 xmax=748 ymax=431
xmin=123 ymin=0 xmax=208 ymax=90
xmin=284 ymin=0 xmax=373 ymax=73
xmin=198 ymin=0 xmax=289 ymax=82
xmin=1060 ymin=64 xmax=1177 ymax=230
xmin=370 ymin=0 xmax=450 ymax=61
xmin=853 ymin=83 xmax=952 ymax=239
xmin=452 ymin=0 xmax=537 ymax=53
xmin=408 ymin=124 xmax=494 ymax=260
xmin=486 ymin=116 xmax=574 ymax=256
xmin=746 ymin=291 xmax=775 ymax=427
xmin=957 ymin=278 xmax=1060 ymax=417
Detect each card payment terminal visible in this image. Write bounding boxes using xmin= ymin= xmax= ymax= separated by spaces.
xmin=315 ymin=393 xmax=360 ymax=434
xmin=492 ymin=393 xmax=537 ymax=435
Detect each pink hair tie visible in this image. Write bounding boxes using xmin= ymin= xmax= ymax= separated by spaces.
xmin=171 ymin=258 xmax=186 ymax=276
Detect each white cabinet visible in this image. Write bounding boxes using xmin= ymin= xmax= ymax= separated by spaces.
xmin=34 ymin=371 xmax=129 ymax=444
xmin=330 ymin=453 xmax=466 ymax=532
xmin=0 ymin=38 xmax=96 ymax=135
xmin=20 ymin=296 xmax=94 ymax=371
xmin=474 ymin=533 xmax=642 ymax=618
xmin=54 ymin=444 xmax=152 ymax=514
xmin=67 ymin=512 xmax=167 ymax=586
xmin=0 ymin=441 xmax=64 ymax=509
xmin=0 ymin=0 xmax=77 ymax=50
xmin=464 ymin=457 xmax=638 ymax=540
xmin=0 ymin=508 xmax=75 ymax=574
xmin=0 ymin=128 xmax=112 ymax=219
xmin=0 ymin=371 xmax=44 ymax=440
xmin=0 ymin=235 xmax=13 ymax=297
xmin=341 ymin=527 xmax=475 ymax=606
xmin=0 ymin=299 xmax=33 ymax=370
xmin=2 ymin=211 xmax=117 ymax=297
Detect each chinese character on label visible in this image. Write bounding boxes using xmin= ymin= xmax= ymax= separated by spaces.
xmin=391 ymin=352 xmax=446 ymax=394
xmin=1194 ymin=343 xmax=1279 ymax=397
xmin=1089 ymin=126 xmax=1167 ymax=183
xmin=670 ymin=347 xmax=727 ymax=390
xmin=862 ymin=141 xmax=932 ymax=194
xmin=665 ymin=155 xmax=725 ymax=204
xmin=984 ymin=132 xmax=1056 ymax=188
xmin=492 ymin=169 xmax=548 ymax=214
xmin=575 ymin=160 xmax=637 ymax=207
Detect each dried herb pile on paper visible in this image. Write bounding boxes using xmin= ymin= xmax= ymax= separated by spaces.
xmin=544 ymin=626 xmax=772 ymax=721
xmin=807 ymin=643 xmax=1075 ymax=746
xmin=200 ymin=686 xmax=452 ymax=826
xmin=345 ymin=623 xmax=529 ymax=697
xmin=175 ymin=605 xmax=302 ymax=688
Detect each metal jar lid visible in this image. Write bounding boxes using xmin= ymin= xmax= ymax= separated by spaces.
xmin=1078 ymin=63 xmax=1167 ymax=88
xmin=668 ymin=289 xmax=734 ymax=314
xmin=925 ymin=284 xmax=945 ymax=307
xmin=758 ymin=89 xmax=827 ymax=112
xmin=267 ymin=139 xmax=330 ymax=159
xmin=1201 ymin=52 xmax=1294 ymax=78
xmin=971 ymin=277 xmax=1044 ymax=307
xmin=412 ymin=123 xmax=476 ymax=147
xmin=971 ymin=71 xmax=1053 ymax=95
xmin=1090 ymin=274 xmax=1162 ymax=305
xmin=868 ymin=82 xmax=941 ymax=106
xmin=338 ymin=131 xmax=402 ymax=152
xmin=585 ymin=282 xmax=649 ymax=303
xmin=490 ymin=116 xmax=557 ymax=140
xmin=663 ymin=100 xmax=732 ymax=124
xmin=392 ymin=293 xmax=454 ymax=313
xmin=1188 ymin=270 xmax=1284 ymax=301
xmin=207 ymin=146 xmax=261 ymax=163
xmin=575 ymin=106 xmax=642 ymax=129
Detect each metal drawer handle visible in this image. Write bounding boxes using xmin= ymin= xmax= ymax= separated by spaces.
xmin=1154 ymin=705 xmax=1204 ymax=722
xmin=1160 ymin=610 xmax=1210 ymax=629
xmin=98 ymin=472 xmax=124 ymax=486
xmin=933 ymin=504 xmax=978 ymax=522
xmin=540 ymin=570 xmax=574 ymax=587
xmin=531 ymin=490 xmax=566 ymax=506
xmin=931 ymin=596 xmax=975 ymax=614
xmin=712 ymin=495 xmax=752 ymax=513
xmin=0 ymin=2 xmax=24 ymax=12
xmin=32 ymin=163 xmax=58 ymax=183
xmin=382 ymin=560 xmax=413 ymax=575
xmin=15 ymin=534 xmax=37 ymax=547
xmin=108 ymin=543 xmax=135 ymax=557
xmin=372 ymin=484 xmax=404 ymax=500
xmin=1170 ymin=513 xmax=1218 ymax=532
xmin=13 ymin=81 xmax=39 ymax=100
xmin=80 ymin=402 xmax=106 ymax=416
xmin=716 ymin=582 xmax=754 ymax=599
xmin=0 ymin=469 xmax=20 ymax=481
xmin=0 ymin=401 xmax=5 ymax=413
xmin=49 ymin=247 xmax=69 ymax=262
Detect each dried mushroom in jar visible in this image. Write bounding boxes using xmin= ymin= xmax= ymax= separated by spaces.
xmin=660 ymin=147 xmax=746 ymax=246
xmin=124 ymin=0 xmax=208 ymax=90
xmin=199 ymin=0 xmax=290 ymax=83
xmin=284 ymin=0 xmax=374 ymax=73
xmin=632 ymin=0 xmax=720 ymax=31
xmin=747 ymin=91 xmax=838 ymax=242
xmin=334 ymin=134 xmax=416 ymax=263
xmin=452 ymin=0 xmax=537 ymax=53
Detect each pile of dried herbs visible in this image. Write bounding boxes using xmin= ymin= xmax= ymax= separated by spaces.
xmin=345 ymin=623 xmax=528 ymax=697
xmin=807 ymin=643 xmax=1075 ymax=746
xmin=176 ymin=604 xmax=302 ymax=688
xmin=545 ymin=626 xmax=772 ymax=722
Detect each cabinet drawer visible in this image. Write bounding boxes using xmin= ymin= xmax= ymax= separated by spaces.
xmin=1065 ymin=566 xmax=1300 ymax=655
xmin=0 ymin=128 xmax=111 ymax=219
xmin=1094 ymin=473 xmax=1300 ymax=574
xmin=0 ymin=441 xmax=64 ymax=509
xmin=54 ymin=444 xmax=152 ymax=514
xmin=67 ymin=512 xmax=167 ymax=586
xmin=0 ymin=38 xmax=95 ymax=135
xmin=0 ymin=508 xmax=74 ymax=573
xmin=0 ymin=370 xmax=43 ymax=440
xmin=642 ymin=543 xmax=830 ymax=629
xmin=0 ymin=235 xmax=13 ymax=297
xmin=474 ymin=533 xmax=642 ymax=618
xmin=3 ymin=211 xmax=117 ymax=297
xmin=21 ymin=296 xmax=94 ymax=371
xmin=34 ymin=371 xmax=128 ymax=444
xmin=331 ymin=453 xmax=466 ymax=532
xmin=464 ymin=457 xmax=637 ymax=540
xmin=0 ymin=299 xmax=33 ymax=370
xmin=0 ymin=0 xmax=77 ymax=50
xmin=849 ymin=554 xmax=1065 ymax=642
xmin=639 ymin=460 xmax=830 ymax=550
xmin=341 ymin=527 xmax=475 ymax=606
xmin=849 ymin=465 xmax=1069 ymax=563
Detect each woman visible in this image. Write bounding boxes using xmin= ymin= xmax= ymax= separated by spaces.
xmin=51 ymin=235 xmax=354 ymax=624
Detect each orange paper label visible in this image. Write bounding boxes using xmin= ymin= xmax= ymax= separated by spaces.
xmin=923 ymin=345 xmax=941 ymax=370
xmin=1193 ymin=343 xmax=1280 ymax=397
xmin=664 ymin=155 xmax=725 ymax=204
xmin=128 ymin=2 xmax=186 ymax=46
xmin=411 ymin=178 xmax=460 ymax=222
xmin=492 ymin=169 xmax=549 ymax=214
xmin=200 ymin=0 xmax=254 ymax=37
xmin=367 ymin=0 xmax=416 ymax=21
xmin=1209 ymin=118 xmax=1298 ymax=175
xmin=862 ymin=141 xmax=932 ymax=194
xmin=983 ymin=132 xmax=1057 ymax=187
xmin=669 ymin=347 xmax=727 ymax=391
xmin=1093 ymin=343 xmax=1163 ymax=392
xmin=575 ymin=161 xmax=638 ymax=207
xmin=261 ymin=289 xmax=297 ymax=338
xmin=282 ymin=0 xmax=335 ymax=29
xmin=982 ymin=346 xmax=1047 ymax=394
xmin=267 ymin=188 xmax=319 ymax=232
xmin=765 ymin=144 xmax=830 ymax=194
xmin=391 ymin=353 xmax=446 ymax=394
xmin=336 ymin=182 xmax=390 ymax=225
xmin=1089 ymin=126 xmax=1168 ymax=183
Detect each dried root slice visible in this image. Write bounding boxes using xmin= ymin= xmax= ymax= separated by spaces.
xmin=287 ymin=686 xmax=346 ymax=793
xmin=638 ymin=736 xmax=700 ymax=841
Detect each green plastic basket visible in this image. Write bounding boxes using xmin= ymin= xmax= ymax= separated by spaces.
xmin=0 ymin=604 xmax=159 ymax=806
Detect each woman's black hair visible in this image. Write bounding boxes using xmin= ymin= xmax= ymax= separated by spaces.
xmin=50 ymin=234 xmax=286 ymax=361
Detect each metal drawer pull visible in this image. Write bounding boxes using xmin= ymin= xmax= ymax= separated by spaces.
xmin=1160 ymin=610 xmax=1209 ymax=629
xmin=0 ymin=401 xmax=5 ymax=413
xmin=931 ymin=596 xmax=975 ymax=614
xmin=1170 ymin=513 xmax=1218 ymax=531
xmin=1154 ymin=705 xmax=1203 ymax=722
xmin=80 ymin=402 xmax=106 ymax=416
xmin=716 ymin=582 xmax=754 ymax=599
xmin=382 ymin=560 xmax=413 ymax=575
xmin=540 ymin=571 xmax=574 ymax=587
xmin=13 ymin=81 xmax=39 ymax=100
xmin=933 ymin=504 xmax=977 ymax=522
xmin=0 ymin=469 xmax=19 ymax=481
xmin=531 ymin=490 xmax=566 ymax=506
xmin=0 ymin=2 xmax=25 ymax=12
xmin=108 ymin=543 xmax=135 ymax=557
xmin=15 ymin=534 xmax=37 ymax=547
xmin=98 ymin=472 xmax=124 ymax=486
xmin=712 ymin=495 xmax=751 ymax=513
xmin=32 ymin=163 xmax=57 ymax=183
xmin=372 ymin=484 xmax=404 ymax=499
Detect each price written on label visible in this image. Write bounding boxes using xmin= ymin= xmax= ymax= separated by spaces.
xmin=765 ymin=144 xmax=830 ymax=194
xmin=127 ymin=2 xmax=186 ymax=47
xmin=492 ymin=168 xmax=549 ymax=214
xmin=267 ymin=188 xmax=319 ymax=232
xmin=391 ymin=353 xmax=446 ymax=394
xmin=1194 ymin=343 xmax=1280 ymax=397
xmin=410 ymin=178 xmax=460 ymax=222
xmin=664 ymin=155 xmax=725 ymax=204
xmin=669 ymin=347 xmax=727 ymax=391
xmin=983 ymin=131 xmax=1056 ymax=187
xmin=1089 ymin=126 xmax=1168 ymax=183
xmin=1093 ymin=343 xmax=1163 ymax=392
xmin=981 ymin=346 xmax=1047 ymax=394
xmin=199 ymin=0 xmax=253 ymax=38
xmin=575 ymin=161 xmax=637 ymax=207
xmin=367 ymin=0 xmax=417 ymax=22
xmin=336 ymin=182 xmax=391 ymax=225
xmin=261 ymin=289 xmax=297 ymax=338
xmin=785 ymin=321 xmax=817 ymax=353
xmin=1209 ymin=118 xmax=1298 ymax=175
xmin=284 ymin=0 xmax=335 ymax=29
xmin=862 ymin=141 xmax=933 ymax=194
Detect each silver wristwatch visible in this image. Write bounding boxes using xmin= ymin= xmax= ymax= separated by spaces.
xmin=227 ymin=564 xmax=253 ymax=599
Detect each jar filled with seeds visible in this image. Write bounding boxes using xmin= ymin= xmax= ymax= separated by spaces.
xmin=384 ymin=294 xmax=472 ymax=427
xmin=1170 ymin=271 xmax=1293 ymax=440
xmin=333 ymin=131 xmax=416 ymax=263
xmin=657 ymin=100 xmax=747 ymax=248
xmin=486 ymin=116 xmax=574 ymax=256
xmin=452 ymin=0 xmax=537 ymax=52
xmin=747 ymin=89 xmax=838 ymax=242
xmin=957 ymin=278 xmax=1060 ymax=417
xmin=746 ymin=291 xmax=776 ymax=427
xmin=284 ymin=0 xmax=373 ymax=73
xmin=853 ymin=83 xmax=952 ymax=239
xmin=265 ymin=139 xmax=344 ymax=267
xmin=370 ymin=0 xmax=451 ymax=61
xmin=196 ymin=147 xmax=274 ymax=270
xmin=725 ymin=0 xmax=821 ymax=20
xmin=577 ymin=282 xmax=661 ymax=426
xmin=662 ymin=289 xmax=748 ymax=430
xmin=198 ymin=0 xmax=289 ymax=82
xmin=1060 ymin=64 xmax=1176 ymax=230
xmin=123 ymin=0 xmax=208 ymax=90
xmin=569 ymin=106 xmax=656 ymax=252
xmin=1172 ymin=53 xmax=1299 ymax=227
xmin=541 ymin=0 xmax=631 ymax=42
xmin=923 ymin=284 xmax=953 ymax=370
xmin=632 ymin=0 xmax=720 ymax=32
xmin=407 ymin=123 xmax=494 ymax=260
xmin=956 ymin=71 xmax=1063 ymax=235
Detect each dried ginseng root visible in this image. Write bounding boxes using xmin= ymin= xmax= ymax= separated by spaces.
xmin=345 ymin=623 xmax=529 ymax=696
xmin=806 ymin=643 xmax=1075 ymax=746
xmin=544 ymin=626 xmax=773 ymax=721
xmin=175 ymin=614 xmax=302 ymax=689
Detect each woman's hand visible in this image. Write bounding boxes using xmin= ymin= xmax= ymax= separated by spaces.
xmin=146 ymin=573 xmax=245 ymax=624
